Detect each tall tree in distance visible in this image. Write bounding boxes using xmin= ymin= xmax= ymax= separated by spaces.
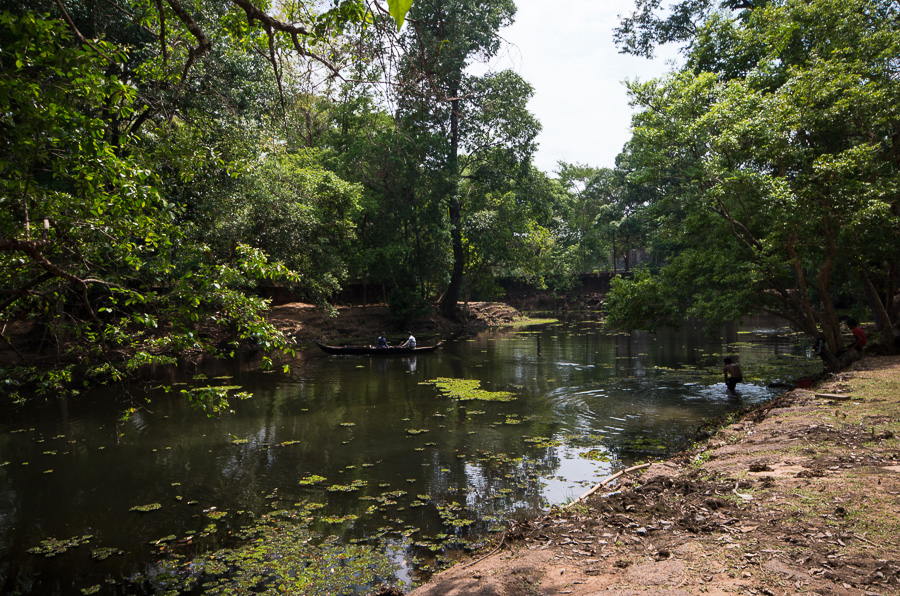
xmin=397 ymin=0 xmax=539 ymax=319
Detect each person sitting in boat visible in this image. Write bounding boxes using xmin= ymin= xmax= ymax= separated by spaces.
xmin=400 ymin=332 xmax=416 ymax=349
xmin=376 ymin=332 xmax=389 ymax=349
xmin=723 ymin=357 xmax=743 ymax=392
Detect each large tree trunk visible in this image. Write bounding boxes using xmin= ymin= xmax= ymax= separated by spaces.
xmin=439 ymin=91 xmax=462 ymax=320
xmin=860 ymin=268 xmax=897 ymax=353
xmin=441 ymin=196 xmax=463 ymax=318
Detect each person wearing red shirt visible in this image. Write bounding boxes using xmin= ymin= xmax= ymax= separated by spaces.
xmin=846 ymin=318 xmax=867 ymax=352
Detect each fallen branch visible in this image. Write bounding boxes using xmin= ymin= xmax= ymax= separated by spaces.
xmin=462 ymin=530 xmax=507 ymax=568
xmin=567 ymin=463 xmax=653 ymax=507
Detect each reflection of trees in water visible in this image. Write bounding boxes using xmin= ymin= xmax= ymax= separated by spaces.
xmin=1 ymin=316 xmax=814 ymax=593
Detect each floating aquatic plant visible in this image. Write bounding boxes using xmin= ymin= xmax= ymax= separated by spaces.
xmin=327 ymin=479 xmax=367 ymax=492
xmin=322 ymin=514 xmax=359 ymax=524
xmin=143 ymin=514 xmax=399 ymax=595
xmin=299 ymin=474 xmax=326 ymax=485
xmin=580 ymin=449 xmax=611 ymax=462
xmin=27 ymin=534 xmax=93 ymax=557
xmin=90 ymin=547 xmax=123 ymax=560
xmin=406 ymin=428 xmax=429 ymax=435
xmin=293 ymin=502 xmax=325 ymax=512
xmin=523 ymin=436 xmax=560 ymax=449
xmin=421 ymin=378 xmax=515 ymax=402
xmin=130 ymin=503 xmax=162 ymax=513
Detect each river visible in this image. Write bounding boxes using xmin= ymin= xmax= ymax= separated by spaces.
xmin=0 ymin=315 xmax=821 ymax=594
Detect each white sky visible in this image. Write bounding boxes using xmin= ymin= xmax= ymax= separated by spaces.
xmin=474 ymin=0 xmax=682 ymax=174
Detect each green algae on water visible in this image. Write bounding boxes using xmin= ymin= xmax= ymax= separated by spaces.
xmin=130 ymin=503 xmax=162 ymax=513
xmin=421 ymin=378 xmax=516 ymax=402
xmin=142 ymin=512 xmax=400 ymax=595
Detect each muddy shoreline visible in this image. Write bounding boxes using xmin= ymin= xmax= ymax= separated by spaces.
xmin=403 ymin=355 xmax=900 ymax=596
xmin=267 ymin=301 xmax=531 ymax=346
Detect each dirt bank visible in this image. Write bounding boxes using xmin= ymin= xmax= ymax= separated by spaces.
xmin=268 ymin=301 xmax=527 ymax=345
xmin=404 ymin=355 xmax=900 ymax=596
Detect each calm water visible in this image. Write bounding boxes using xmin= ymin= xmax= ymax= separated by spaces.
xmin=0 ymin=316 xmax=818 ymax=594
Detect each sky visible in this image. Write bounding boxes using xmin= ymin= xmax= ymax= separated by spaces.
xmin=473 ymin=0 xmax=682 ymax=174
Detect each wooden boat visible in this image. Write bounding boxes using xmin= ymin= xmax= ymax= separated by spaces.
xmin=315 ymin=341 xmax=443 ymax=355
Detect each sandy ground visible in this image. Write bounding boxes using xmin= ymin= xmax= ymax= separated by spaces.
xmin=400 ymin=355 xmax=900 ymax=596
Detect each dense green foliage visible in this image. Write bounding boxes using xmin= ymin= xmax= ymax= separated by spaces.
xmin=0 ymin=0 xmax=576 ymax=404
xmin=6 ymin=0 xmax=896 ymax=404
xmin=606 ymin=0 xmax=900 ymax=366
xmin=0 ymin=1 xmax=383 ymax=404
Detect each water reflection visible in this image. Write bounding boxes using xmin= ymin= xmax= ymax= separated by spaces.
xmin=0 ymin=316 xmax=819 ymax=594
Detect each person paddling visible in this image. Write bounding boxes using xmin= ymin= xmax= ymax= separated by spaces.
xmin=400 ymin=332 xmax=416 ymax=349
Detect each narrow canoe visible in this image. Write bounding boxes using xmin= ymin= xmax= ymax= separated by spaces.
xmin=315 ymin=341 xmax=443 ymax=355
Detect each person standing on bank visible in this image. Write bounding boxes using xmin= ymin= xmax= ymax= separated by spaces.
xmin=846 ymin=318 xmax=867 ymax=352
xmin=723 ymin=357 xmax=743 ymax=392
xmin=400 ymin=332 xmax=416 ymax=349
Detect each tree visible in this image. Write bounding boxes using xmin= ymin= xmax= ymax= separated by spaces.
xmin=0 ymin=13 xmax=164 ymax=352
xmin=614 ymin=0 xmax=767 ymax=58
xmin=0 ymin=1 xmax=413 ymax=402
xmin=396 ymin=0 xmax=539 ymax=319
xmin=460 ymin=158 xmax=555 ymax=302
xmin=0 ymin=13 xmax=307 ymax=401
xmin=229 ymin=151 xmax=363 ymax=303
xmin=607 ymin=0 xmax=900 ymax=368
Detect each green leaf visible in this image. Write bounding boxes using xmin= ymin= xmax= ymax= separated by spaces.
xmin=387 ymin=0 xmax=413 ymax=30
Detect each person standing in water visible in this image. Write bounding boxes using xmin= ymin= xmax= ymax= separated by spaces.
xmin=723 ymin=357 xmax=743 ymax=392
